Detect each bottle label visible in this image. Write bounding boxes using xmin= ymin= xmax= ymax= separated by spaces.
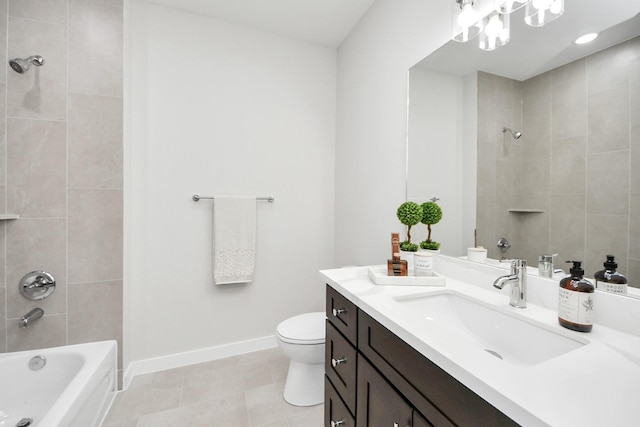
xmin=602 ymin=282 xmax=627 ymax=295
xmin=558 ymin=288 xmax=594 ymax=326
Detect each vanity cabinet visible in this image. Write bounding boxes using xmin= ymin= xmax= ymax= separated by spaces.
xmin=325 ymin=284 xmax=358 ymax=425
xmin=325 ymin=284 xmax=519 ymax=427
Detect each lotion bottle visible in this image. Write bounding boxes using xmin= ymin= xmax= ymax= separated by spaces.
xmin=594 ymin=255 xmax=627 ymax=295
xmin=558 ymin=261 xmax=594 ymax=332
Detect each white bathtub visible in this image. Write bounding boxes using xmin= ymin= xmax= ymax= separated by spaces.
xmin=0 ymin=340 xmax=117 ymax=427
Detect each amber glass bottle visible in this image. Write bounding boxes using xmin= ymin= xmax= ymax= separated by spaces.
xmin=594 ymin=255 xmax=627 ymax=295
xmin=558 ymin=261 xmax=594 ymax=332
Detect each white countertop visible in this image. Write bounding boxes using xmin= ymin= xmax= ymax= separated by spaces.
xmin=320 ymin=254 xmax=640 ymax=427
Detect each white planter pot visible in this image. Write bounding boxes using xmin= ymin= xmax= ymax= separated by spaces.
xmin=399 ymin=250 xmax=416 ymax=271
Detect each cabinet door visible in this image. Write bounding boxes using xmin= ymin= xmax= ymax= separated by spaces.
xmin=357 ymin=355 xmax=412 ymax=427
xmin=326 ymin=377 xmax=355 ymax=427
xmin=413 ymin=411 xmax=434 ymax=427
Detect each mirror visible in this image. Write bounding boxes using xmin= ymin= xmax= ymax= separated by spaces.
xmin=408 ymin=0 xmax=640 ymax=296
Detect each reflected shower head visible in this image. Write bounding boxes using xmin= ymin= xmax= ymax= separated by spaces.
xmin=502 ymin=127 xmax=522 ymax=140
xmin=9 ymin=55 xmax=45 ymax=74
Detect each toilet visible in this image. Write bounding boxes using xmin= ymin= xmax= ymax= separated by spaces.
xmin=276 ymin=311 xmax=326 ymax=406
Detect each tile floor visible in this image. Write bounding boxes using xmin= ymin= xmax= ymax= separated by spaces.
xmin=102 ymin=347 xmax=324 ymax=427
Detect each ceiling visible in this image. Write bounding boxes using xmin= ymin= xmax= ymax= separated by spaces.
xmin=143 ymin=0 xmax=376 ymax=47
xmin=416 ymin=0 xmax=640 ymax=81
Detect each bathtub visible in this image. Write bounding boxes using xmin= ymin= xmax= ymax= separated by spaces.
xmin=0 ymin=340 xmax=117 ymax=427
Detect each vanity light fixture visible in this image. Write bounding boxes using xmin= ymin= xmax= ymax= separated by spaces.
xmin=453 ymin=0 xmax=565 ymax=50
xmin=524 ymin=0 xmax=564 ymax=27
xmin=495 ymin=0 xmax=528 ymax=14
xmin=452 ymin=0 xmax=482 ymax=42
xmin=575 ymin=32 xmax=598 ymax=45
xmin=479 ymin=11 xmax=510 ymax=51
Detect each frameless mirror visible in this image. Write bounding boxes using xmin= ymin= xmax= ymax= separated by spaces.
xmin=407 ymin=0 xmax=640 ymax=296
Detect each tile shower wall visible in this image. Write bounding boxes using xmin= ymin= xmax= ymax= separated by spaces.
xmin=0 ymin=0 xmax=123 ymax=367
xmin=477 ymin=36 xmax=640 ymax=284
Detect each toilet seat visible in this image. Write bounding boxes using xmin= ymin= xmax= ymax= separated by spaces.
xmin=276 ymin=312 xmax=325 ymax=345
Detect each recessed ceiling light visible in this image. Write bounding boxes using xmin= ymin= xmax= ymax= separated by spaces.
xmin=575 ymin=33 xmax=598 ymax=45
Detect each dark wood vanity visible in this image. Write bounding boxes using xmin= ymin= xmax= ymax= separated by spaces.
xmin=325 ymin=284 xmax=519 ymax=427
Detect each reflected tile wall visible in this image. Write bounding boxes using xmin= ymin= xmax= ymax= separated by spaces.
xmin=7 ymin=118 xmax=67 ymax=218
xmin=8 ymin=0 xmax=67 ymax=23
xmin=1 ymin=1 xmax=123 ymax=363
xmin=69 ymin=0 xmax=123 ymax=97
xmin=477 ymin=36 xmax=638 ymax=286
xmin=0 ymin=286 xmax=5 ymax=353
xmin=0 ymin=84 xmax=6 ymax=187
xmin=585 ymin=214 xmax=629 ymax=277
xmin=68 ymin=280 xmax=123 ymax=367
xmin=0 ymin=1 xmax=7 ymax=85
xmin=68 ymin=189 xmax=123 ymax=282
xmin=68 ymin=93 xmax=123 ymax=188
xmin=5 ymin=219 xmax=67 ymax=319
xmin=7 ymin=17 xmax=67 ymax=120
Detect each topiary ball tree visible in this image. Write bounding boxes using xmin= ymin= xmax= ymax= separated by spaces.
xmin=397 ymin=201 xmax=423 ymax=244
xmin=420 ymin=201 xmax=442 ymax=242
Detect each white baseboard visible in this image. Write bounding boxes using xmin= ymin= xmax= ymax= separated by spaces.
xmin=122 ymin=335 xmax=278 ymax=389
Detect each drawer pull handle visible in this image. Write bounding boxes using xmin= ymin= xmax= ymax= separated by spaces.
xmin=331 ymin=420 xmax=345 ymax=427
xmin=332 ymin=308 xmax=346 ymax=317
xmin=331 ymin=357 xmax=347 ymax=367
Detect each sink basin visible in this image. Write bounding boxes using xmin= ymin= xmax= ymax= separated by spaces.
xmin=394 ymin=291 xmax=586 ymax=367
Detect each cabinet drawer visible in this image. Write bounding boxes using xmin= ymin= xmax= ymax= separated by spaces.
xmin=326 ymin=284 xmax=357 ymax=345
xmin=326 ymin=321 xmax=357 ymax=415
xmin=325 ymin=376 xmax=355 ymax=427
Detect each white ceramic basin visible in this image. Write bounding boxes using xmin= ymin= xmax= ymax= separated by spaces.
xmin=394 ymin=291 xmax=586 ymax=367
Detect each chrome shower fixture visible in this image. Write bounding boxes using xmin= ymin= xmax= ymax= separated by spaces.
xmin=502 ymin=127 xmax=522 ymax=140
xmin=8 ymin=55 xmax=45 ymax=74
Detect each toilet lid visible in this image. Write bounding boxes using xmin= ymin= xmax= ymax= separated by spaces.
xmin=276 ymin=312 xmax=326 ymax=344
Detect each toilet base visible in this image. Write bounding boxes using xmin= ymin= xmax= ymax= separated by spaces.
xmin=282 ymin=359 xmax=324 ymax=406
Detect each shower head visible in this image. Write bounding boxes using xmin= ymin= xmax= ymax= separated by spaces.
xmin=502 ymin=127 xmax=522 ymax=140
xmin=9 ymin=55 xmax=45 ymax=74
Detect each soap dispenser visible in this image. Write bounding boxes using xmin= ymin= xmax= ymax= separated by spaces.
xmin=558 ymin=261 xmax=594 ymax=332
xmin=594 ymin=255 xmax=627 ymax=295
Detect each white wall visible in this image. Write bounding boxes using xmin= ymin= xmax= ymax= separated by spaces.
xmin=125 ymin=2 xmax=336 ymax=364
xmin=462 ymin=72 xmax=478 ymax=250
xmin=335 ymin=0 xmax=454 ymax=266
xmin=407 ymin=68 xmax=465 ymax=255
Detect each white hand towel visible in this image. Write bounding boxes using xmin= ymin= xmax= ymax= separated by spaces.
xmin=213 ymin=196 xmax=256 ymax=285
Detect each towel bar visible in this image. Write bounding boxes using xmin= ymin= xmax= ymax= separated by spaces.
xmin=192 ymin=195 xmax=274 ymax=203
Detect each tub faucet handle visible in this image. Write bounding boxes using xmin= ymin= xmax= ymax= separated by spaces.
xmin=19 ymin=270 xmax=56 ymax=301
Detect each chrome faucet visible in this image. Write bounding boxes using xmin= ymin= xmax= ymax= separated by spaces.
xmin=20 ymin=308 xmax=44 ymax=327
xmin=493 ymin=259 xmax=527 ymax=308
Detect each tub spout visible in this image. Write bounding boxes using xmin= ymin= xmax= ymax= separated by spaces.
xmin=20 ymin=308 xmax=44 ymax=327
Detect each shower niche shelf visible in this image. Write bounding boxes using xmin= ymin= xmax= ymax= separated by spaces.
xmin=0 ymin=214 xmax=19 ymax=220
xmin=507 ymin=209 xmax=544 ymax=213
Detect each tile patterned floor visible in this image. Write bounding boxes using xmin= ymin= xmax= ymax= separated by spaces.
xmin=102 ymin=347 xmax=324 ymax=427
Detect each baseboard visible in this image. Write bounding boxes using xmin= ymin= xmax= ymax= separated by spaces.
xmin=122 ymin=334 xmax=277 ymax=389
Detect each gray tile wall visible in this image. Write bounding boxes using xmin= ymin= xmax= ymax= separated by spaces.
xmin=477 ymin=36 xmax=640 ymax=285
xmin=0 ymin=0 xmax=123 ymax=367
